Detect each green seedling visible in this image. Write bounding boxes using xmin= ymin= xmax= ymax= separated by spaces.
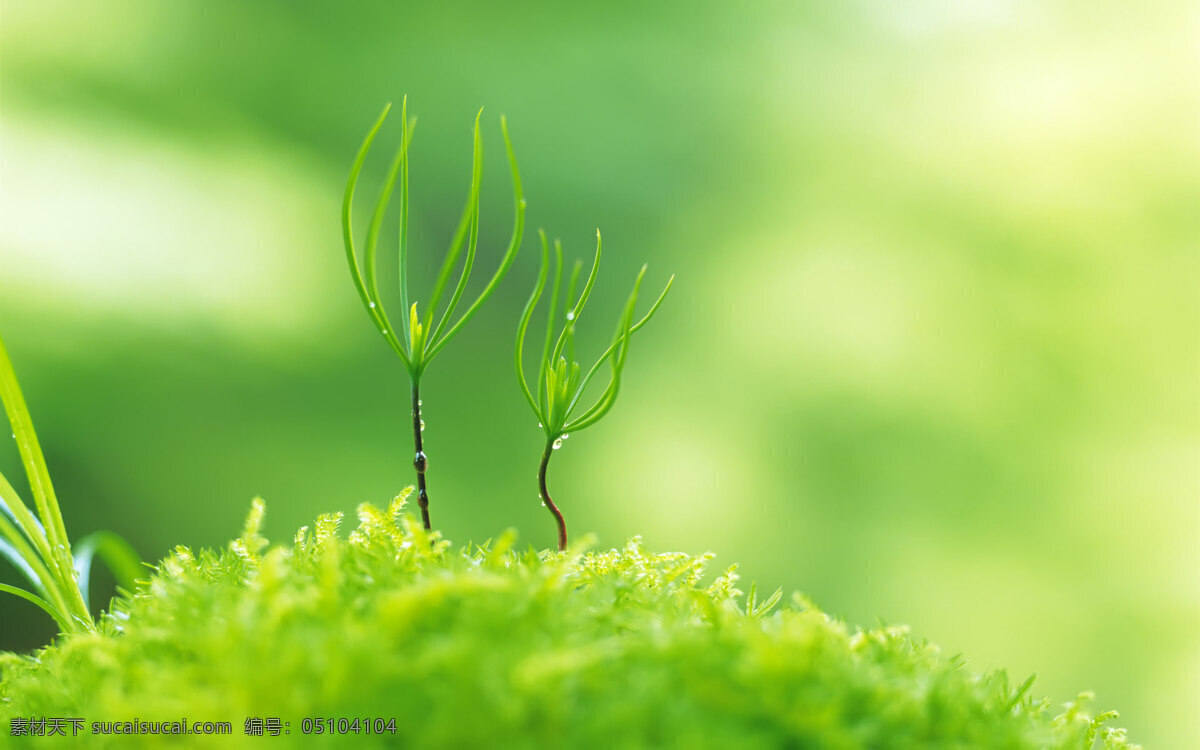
xmin=515 ymin=230 xmax=673 ymax=550
xmin=0 ymin=335 xmax=141 ymax=634
xmin=342 ymin=97 xmax=526 ymax=531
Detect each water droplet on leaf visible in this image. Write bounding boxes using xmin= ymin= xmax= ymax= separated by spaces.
xmin=552 ymin=438 xmax=563 ymax=450
xmin=413 ymin=451 xmax=428 ymax=472
xmin=369 ymin=302 xmax=377 ymax=309
xmin=566 ymin=311 xmax=575 ymax=321
xmin=420 ymin=420 xmax=426 ymax=431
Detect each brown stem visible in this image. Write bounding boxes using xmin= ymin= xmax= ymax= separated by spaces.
xmin=411 ymin=382 xmax=431 ymax=530
xmin=538 ymin=440 xmax=567 ymax=551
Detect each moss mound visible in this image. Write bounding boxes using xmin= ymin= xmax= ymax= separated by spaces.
xmin=1 ymin=495 xmax=1135 ymax=749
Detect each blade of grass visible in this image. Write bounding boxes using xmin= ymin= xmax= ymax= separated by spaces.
xmin=0 ymin=582 xmax=70 ymax=632
xmin=73 ymin=530 xmax=144 ymax=605
xmin=0 ymin=532 xmax=49 ymax=596
xmin=0 ymin=479 xmax=72 ymax=617
xmin=0 ymin=337 xmax=91 ymax=625
xmin=0 ymin=337 xmax=70 ymax=558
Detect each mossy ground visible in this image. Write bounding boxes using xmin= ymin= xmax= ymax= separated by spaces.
xmin=1 ymin=493 xmax=1135 ymax=749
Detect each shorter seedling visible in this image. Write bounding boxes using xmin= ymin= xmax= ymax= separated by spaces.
xmin=515 ymin=230 xmax=672 ymax=550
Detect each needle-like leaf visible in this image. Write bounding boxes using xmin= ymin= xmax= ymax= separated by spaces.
xmin=425 ymin=115 xmax=526 ymax=362
xmin=515 ymin=233 xmax=551 ymax=420
xmin=428 ymin=109 xmax=484 ymax=346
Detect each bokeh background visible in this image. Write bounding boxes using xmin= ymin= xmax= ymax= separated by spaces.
xmin=2 ymin=1 xmax=1197 ymax=746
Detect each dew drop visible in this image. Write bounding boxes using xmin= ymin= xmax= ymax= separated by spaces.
xmin=537 ymin=422 xmax=543 ymax=428
xmin=420 ymin=420 xmax=426 ymax=432
xmin=566 ymin=311 xmax=575 ymax=321
xmin=369 ymin=302 xmax=377 ymax=309
xmin=413 ymin=451 xmax=428 ymax=472
xmin=418 ymin=399 xmax=423 ymax=406
xmin=382 ymin=329 xmax=389 ymax=335
xmin=561 ymin=433 xmax=570 ymax=441
xmin=552 ymin=438 xmax=563 ymax=450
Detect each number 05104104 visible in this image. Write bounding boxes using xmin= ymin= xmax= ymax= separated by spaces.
xmin=301 ymin=718 xmax=397 ymax=736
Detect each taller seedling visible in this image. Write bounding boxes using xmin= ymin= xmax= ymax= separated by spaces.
xmin=342 ymin=98 xmax=526 ymax=530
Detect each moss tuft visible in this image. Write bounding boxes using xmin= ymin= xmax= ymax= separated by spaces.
xmin=1 ymin=495 xmax=1137 ymax=749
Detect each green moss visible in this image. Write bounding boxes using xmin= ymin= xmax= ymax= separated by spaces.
xmin=1 ymin=495 xmax=1135 ymax=749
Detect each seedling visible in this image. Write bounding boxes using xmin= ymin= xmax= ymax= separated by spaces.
xmin=515 ymin=230 xmax=673 ymax=550
xmin=342 ymin=98 xmax=526 ymax=531
xmin=0 ymin=335 xmax=141 ymax=633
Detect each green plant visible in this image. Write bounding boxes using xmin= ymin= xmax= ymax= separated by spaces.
xmin=0 ymin=335 xmax=140 ymax=635
xmin=515 ymin=230 xmax=672 ymax=550
xmin=0 ymin=498 xmax=1137 ymax=749
xmin=342 ymin=97 xmax=526 ymax=531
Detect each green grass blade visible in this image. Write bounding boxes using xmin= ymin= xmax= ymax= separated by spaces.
xmin=0 ymin=510 xmax=55 ymax=597
xmin=0 ymin=582 xmax=70 ymax=633
xmin=515 ymin=231 xmax=550 ymax=421
xmin=73 ymin=530 xmax=144 ymax=606
xmin=0 ymin=470 xmax=47 ymax=546
xmin=0 ymin=535 xmax=46 ymax=596
xmin=0 ymin=336 xmax=71 ymax=558
xmin=429 ymin=109 xmax=484 ymax=348
xmin=424 ymin=115 xmax=526 ymax=362
xmin=0 ymin=338 xmax=92 ymax=628
xmin=0 ymin=476 xmax=75 ymax=619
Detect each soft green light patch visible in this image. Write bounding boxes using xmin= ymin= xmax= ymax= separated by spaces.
xmin=0 ymin=116 xmax=332 ymax=341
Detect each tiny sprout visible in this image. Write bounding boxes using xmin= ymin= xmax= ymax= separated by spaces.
xmin=515 ymin=229 xmax=673 ymax=550
xmin=342 ymin=97 xmax=526 ymax=531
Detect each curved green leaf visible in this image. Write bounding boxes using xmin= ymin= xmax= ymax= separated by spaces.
xmin=73 ymin=530 xmax=144 ymax=605
xmin=0 ymin=582 xmax=70 ymax=633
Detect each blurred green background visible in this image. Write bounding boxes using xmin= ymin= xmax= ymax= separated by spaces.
xmin=1 ymin=1 xmax=1196 ymax=746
